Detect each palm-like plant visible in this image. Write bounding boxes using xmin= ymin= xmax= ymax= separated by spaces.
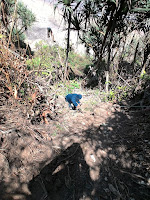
xmin=0 ymin=0 xmax=36 ymax=43
xmin=56 ymin=0 xmax=150 ymax=90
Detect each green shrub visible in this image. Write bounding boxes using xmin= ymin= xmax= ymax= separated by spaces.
xmin=100 ymin=85 xmax=130 ymax=102
xmin=68 ymin=51 xmax=92 ymax=72
xmin=65 ymin=80 xmax=81 ymax=94
xmin=26 ymin=42 xmax=92 ymax=83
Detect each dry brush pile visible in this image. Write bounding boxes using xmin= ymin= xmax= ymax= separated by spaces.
xmin=0 ymin=30 xmax=61 ymax=133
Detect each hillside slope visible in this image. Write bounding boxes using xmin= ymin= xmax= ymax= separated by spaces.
xmin=0 ymin=94 xmax=150 ymax=200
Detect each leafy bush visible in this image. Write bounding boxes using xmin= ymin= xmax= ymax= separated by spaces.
xmin=65 ymin=80 xmax=80 ymax=94
xmin=100 ymin=85 xmax=130 ymax=102
xmin=26 ymin=42 xmax=92 ymax=83
xmin=68 ymin=51 xmax=92 ymax=72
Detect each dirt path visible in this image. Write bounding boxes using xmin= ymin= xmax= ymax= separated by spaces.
xmin=0 ymin=96 xmax=150 ymax=200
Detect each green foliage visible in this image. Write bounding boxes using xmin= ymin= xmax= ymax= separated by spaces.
xmin=140 ymin=71 xmax=150 ymax=91
xmin=116 ymin=86 xmax=128 ymax=101
xmin=95 ymin=88 xmax=100 ymax=96
xmin=140 ymin=70 xmax=146 ymax=79
xmin=5 ymin=0 xmax=36 ymax=28
xmin=140 ymin=72 xmax=150 ymax=81
xmin=65 ymin=80 xmax=80 ymax=94
xmin=70 ymin=80 xmax=80 ymax=88
xmin=2 ymin=0 xmax=15 ymax=14
xmin=1 ymin=0 xmax=36 ymax=43
xmin=35 ymin=42 xmax=63 ymax=66
xmin=19 ymin=89 xmax=25 ymax=96
xmin=56 ymin=0 xmax=149 ymax=81
xmin=51 ymin=132 xmax=57 ymax=137
xmin=131 ymin=0 xmax=150 ymax=13
xmin=68 ymin=50 xmax=91 ymax=71
xmin=101 ymin=85 xmax=129 ymax=102
xmin=26 ymin=57 xmax=41 ymax=69
xmin=17 ymin=2 xmax=36 ymax=28
xmin=12 ymin=28 xmax=26 ymax=42
xmin=27 ymin=42 xmax=92 ymax=81
xmin=108 ymin=89 xmax=115 ymax=101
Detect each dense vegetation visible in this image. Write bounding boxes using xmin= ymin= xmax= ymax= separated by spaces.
xmin=0 ymin=1 xmax=150 ymax=200
xmin=55 ymin=0 xmax=150 ymax=94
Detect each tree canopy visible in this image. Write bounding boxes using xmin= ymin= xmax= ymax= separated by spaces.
xmin=0 ymin=0 xmax=36 ymax=42
xmin=55 ymin=0 xmax=150 ymax=91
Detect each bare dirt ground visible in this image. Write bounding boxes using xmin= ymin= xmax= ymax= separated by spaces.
xmin=0 ymin=93 xmax=150 ymax=200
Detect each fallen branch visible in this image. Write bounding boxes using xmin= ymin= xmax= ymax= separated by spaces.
xmin=116 ymin=71 xmax=132 ymax=87
xmin=26 ymin=79 xmax=44 ymax=93
xmin=4 ymin=46 xmax=24 ymax=60
xmin=114 ymin=168 xmax=146 ymax=181
xmin=0 ymin=128 xmax=16 ymax=134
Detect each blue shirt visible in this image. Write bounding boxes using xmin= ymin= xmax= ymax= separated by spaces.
xmin=65 ymin=94 xmax=82 ymax=107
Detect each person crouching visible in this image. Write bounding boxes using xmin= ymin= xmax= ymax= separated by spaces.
xmin=65 ymin=94 xmax=82 ymax=110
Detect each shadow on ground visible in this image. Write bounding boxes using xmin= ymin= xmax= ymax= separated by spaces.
xmin=0 ymin=103 xmax=150 ymax=200
xmin=29 ymin=143 xmax=93 ymax=200
xmin=29 ymin=107 xmax=150 ymax=200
